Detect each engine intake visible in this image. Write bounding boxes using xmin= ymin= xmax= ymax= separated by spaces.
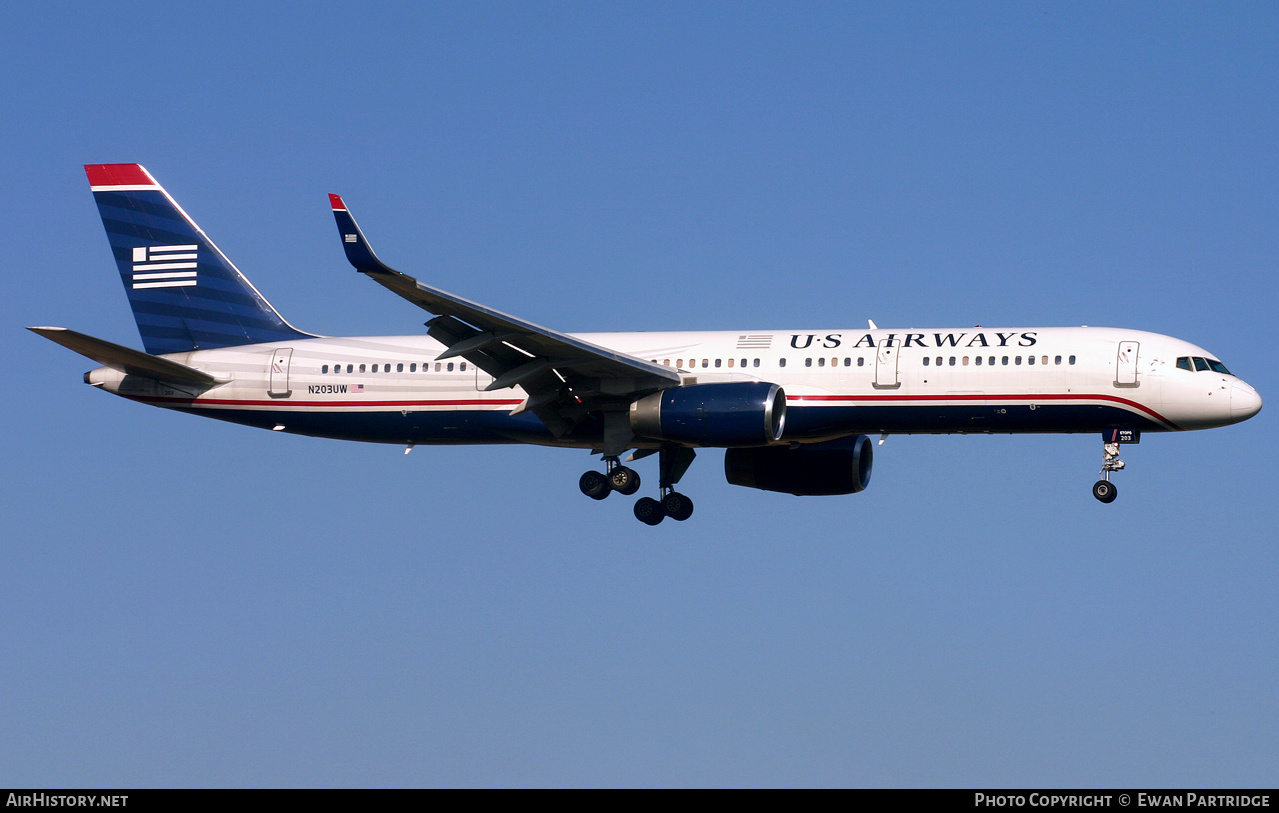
xmin=629 ymin=382 xmax=786 ymax=447
xmin=724 ymin=435 xmax=873 ymax=495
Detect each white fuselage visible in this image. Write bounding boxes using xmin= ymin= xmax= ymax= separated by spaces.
xmin=85 ymin=325 xmax=1261 ymax=447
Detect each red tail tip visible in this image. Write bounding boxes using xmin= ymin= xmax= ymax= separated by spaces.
xmin=85 ymin=164 xmax=155 ymax=187
xmin=329 ymin=193 xmax=346 ymax=210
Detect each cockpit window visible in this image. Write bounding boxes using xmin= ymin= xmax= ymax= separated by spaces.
xmin=1206 ymin=359 xmax=1231 ymax=375
xmin=1193 ymin=357 xmax=1210 ymax=372
xmin=1176 ymin=357 xmax=1193 ymax=372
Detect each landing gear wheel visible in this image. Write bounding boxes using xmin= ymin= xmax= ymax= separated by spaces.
xmin=610 ymin=466 xmax=641 ymax=496
xmin=579 ymin=470 xmax=611 ymax=500
xmin=1092 ymin=480 xmax=1118 ymax=504
xmin=634 ymin=496 xmax=666 ymax=525
xmin=662 ymin=491 xmax=694 ymax=521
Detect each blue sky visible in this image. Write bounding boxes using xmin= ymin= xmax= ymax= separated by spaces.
xmin=3 ymin=2 xmax=1276 ymax=787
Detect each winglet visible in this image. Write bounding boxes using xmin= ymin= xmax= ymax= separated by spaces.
xmin=330 ymin=194 xmax=397 ymax=276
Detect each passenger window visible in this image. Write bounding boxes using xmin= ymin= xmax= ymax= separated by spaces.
xmin=446 ymin=362 xmax=454 ymax=372
xmin=359 ymin=364 xmax=366 ymax=373
xmin=975 ymin=356 xmax=982 ymax=366
xmin=949 ymin=357 xmax=956 ymax=366
xmin=703 ymin=359 xmax=709 ymax=368
xmin=347 ymin=364 xmax=354 ymax=373
xmin=410 ymin=363 xmax=417 ymax=372
xmin=1069 ymin=355 xmax=1076 ymax=365
xmin=817 ymin=358 xmax=825 ymax=367
xmin=460 ymin=363 xmax=467 ymax=372
xmin=843 ymin=358 xmax=850 ymax=367
xmin=1041 ymin=356 xmax=1048 ymax=365
xmin=322 ymin=365 xmax=329 ymax=374
xmin=935 ymin=356 xmax=943 ymax=366
xmin=1193 ymin=357 xmax=1210 ymax=372
xmin=1055 ymin=356 xmax=1062 ymax=365
xmin=962 ymin=356 xmax=969 ymax=366
xmin=923 ymin=357 xmax=930 ymax=366
xmin=727 ymin=358 xmax=735 ymax=368
xmin=989 ymin=356 xmax=996 ymax=366
xmin=715 ymin=359 xmax=722 ymax=368
xmin=1028 ymin=356 xmax=1035 ymax=365
xmin=858 ymin=358 xmax=864 ymax=367
xmin=663 ymin=359 xmax=671 ymax=366
xmin=1001 ymin=357 xmax=1009 ymax=366
xmin=753 ymin=358 xmax=760 ymax=368
xmin=779 ymin=358 xmax=787 ymax=368
xmin=805 ymin=358 xmax=812 ymax=367
xmin=1015 ymin=357 xmax=1022 ymax=365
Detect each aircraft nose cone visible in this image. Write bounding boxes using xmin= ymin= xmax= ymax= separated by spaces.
xmin=1231 ymin=382 xmax=1262 ymax=423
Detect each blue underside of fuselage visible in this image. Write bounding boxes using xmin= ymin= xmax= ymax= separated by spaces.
xmin=165 ymin=402 xmax=1167 ymax=446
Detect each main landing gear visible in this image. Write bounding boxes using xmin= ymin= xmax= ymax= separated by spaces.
xmin=1092 ymin=438 xmax=1125 ymax=504
xmin=578 ymin=459 xmax=641 ymax=500
xmin=579 ymin=446 xmax=697 ymax=525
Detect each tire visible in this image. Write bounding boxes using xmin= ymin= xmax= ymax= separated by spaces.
xmin=662 ymin=491 xmax=694 ymax=521
xmin=1092 ymin=480 xmax=1118 ymax=504
xmin=634 ymin=496 xmax=666 ymax=525
xmin=610 ymin=466 xmax=641 ymax=496
xmin=579 ymin=470 xmax=611 ymax=500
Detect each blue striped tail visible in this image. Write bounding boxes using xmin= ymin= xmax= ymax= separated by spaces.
xmin=85 ymin=164 xmax=314 ymax=355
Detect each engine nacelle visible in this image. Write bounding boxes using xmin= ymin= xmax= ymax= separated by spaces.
xmin=629 ymin=382 xmax=786 ymax=447
xmin=724 ymin=435 xmax=874 ymax=495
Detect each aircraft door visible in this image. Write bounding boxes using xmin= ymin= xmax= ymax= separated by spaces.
xmin=268 ymin=348 xmax=293 ymax=397
xmin=874 ymin=338 xmax=901 ymax=389
xmin=1115 ymin=341 xmax=1139 ymax=387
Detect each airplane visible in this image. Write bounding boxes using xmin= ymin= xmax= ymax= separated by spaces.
xmin=30 ymin=163 xmax=1262 ymax=525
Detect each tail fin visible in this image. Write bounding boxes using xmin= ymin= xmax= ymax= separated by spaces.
xmin=85 ymin=164 xmax=315 ymax=355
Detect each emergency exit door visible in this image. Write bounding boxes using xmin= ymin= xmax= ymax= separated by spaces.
xmin=269 ymin=348 xmax=293 ymax=397
xmin=1115 ymin=341 xmax=1139 ymax=387
xmin=874 ymin=338 xmax=901 ymax=389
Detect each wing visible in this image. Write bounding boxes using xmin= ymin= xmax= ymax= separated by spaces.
xmin=329 ymin=195 xmax=679 ymax=439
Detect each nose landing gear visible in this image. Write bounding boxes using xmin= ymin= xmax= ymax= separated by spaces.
xmin=1092 ymin=436 xmax=1126 ymax=503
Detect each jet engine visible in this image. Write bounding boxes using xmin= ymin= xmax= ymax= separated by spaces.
xmin=724 ymin=434 xmax=874 ymax=495
xmin=629 ymin=382 xmax=786 ymax=447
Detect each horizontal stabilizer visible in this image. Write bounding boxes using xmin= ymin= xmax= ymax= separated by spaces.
xmin=28 ymin=326 xmax=221 ymax=386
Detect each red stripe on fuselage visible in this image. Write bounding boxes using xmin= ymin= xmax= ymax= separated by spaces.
xmin=128 ymin=392 xmax=1177 ymax=430
xmin=128 ymin=396 xmax=525 ymax=409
